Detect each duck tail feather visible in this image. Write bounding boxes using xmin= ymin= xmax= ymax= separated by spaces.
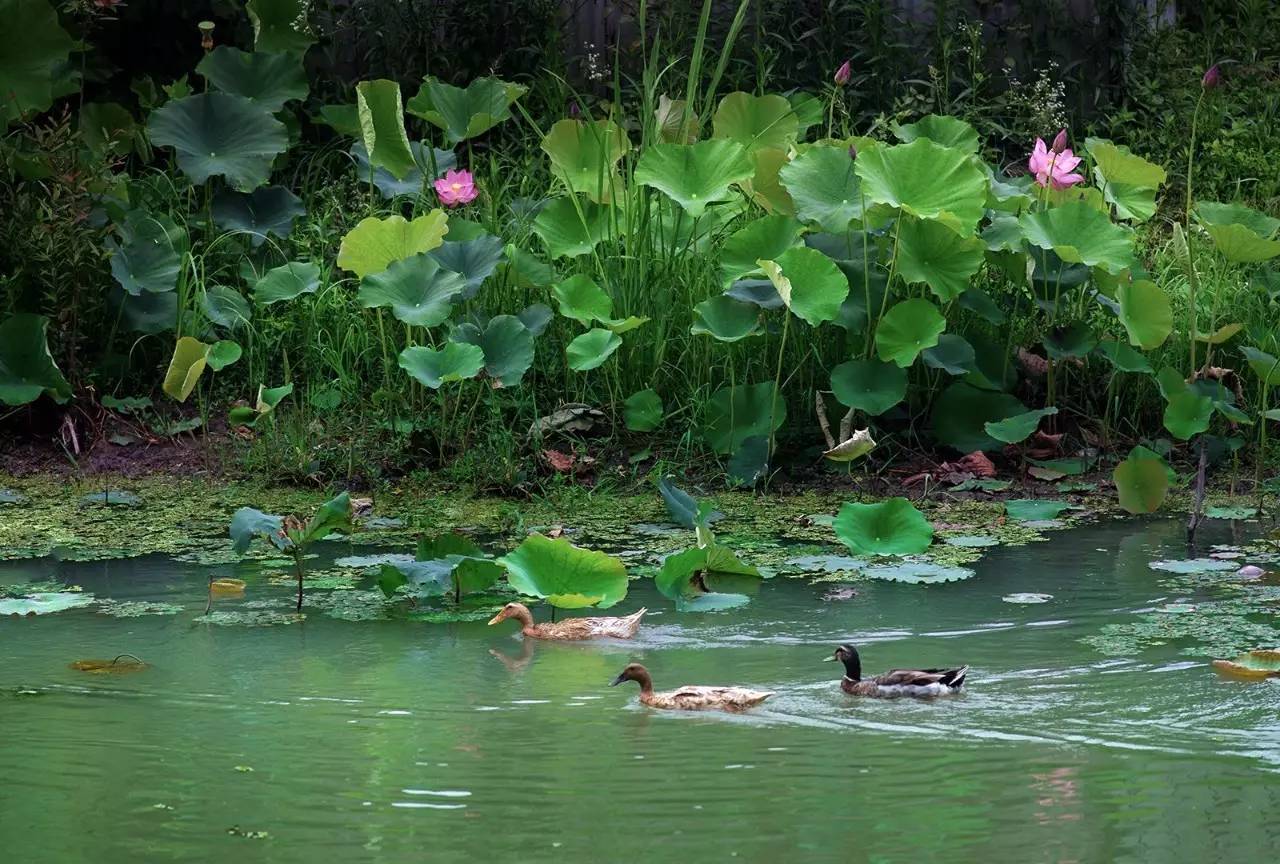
xmin=942 ymin=666 xmax=969 ymax=688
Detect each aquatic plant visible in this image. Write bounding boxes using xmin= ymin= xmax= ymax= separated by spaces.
xmin=377 ymin=532 xmax=503 ymax=606
xmin=228 ymin=491 xmax=354 ymax=611
xmin=498 ymin=534 xmax=629 ymax=611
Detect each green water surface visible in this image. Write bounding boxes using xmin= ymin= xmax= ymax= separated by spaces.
xmin=2 ymin=517 xmax=1279 ymax=863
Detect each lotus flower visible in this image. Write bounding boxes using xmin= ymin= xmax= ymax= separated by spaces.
xmin=434 ymin=169 xmax=478 ymax=207
xmin=1202 ymin=64 xmax=1221 ymax=90
xmin=1028 ymin=137 xmax=1084 ymax=190
xmin=834 ymin=60 xmax=851 ymax=86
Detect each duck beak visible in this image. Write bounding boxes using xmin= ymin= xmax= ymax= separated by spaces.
xmin=486 ymin=612 xmax=504 ymax=626
xmin=609 ymin=673 xmax=626 ymax=687
xmin=822 ymin=654 xmax=839 ymax=662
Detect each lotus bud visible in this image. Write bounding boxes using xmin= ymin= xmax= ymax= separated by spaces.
xmin=1202 ymin=64 xmax=1221 ymax=90
xmin=568 ymin=101 xmax=581 ymax=120
xmin=1050 ymin=128 xmax=1068 ymax=154
xmin=834 ymin=60 xmax=851 ymax=87
xmin=848 ymin=143 xmax=858 ymax=160
xmin=198 ymin=20 xmax=216 ymax=53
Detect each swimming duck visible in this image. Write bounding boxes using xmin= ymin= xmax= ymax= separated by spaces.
xmin=609 ymin=663 xmax=773 ymax=712
xmin=487 ymin=602 xmax=646 ymax=640
xmin=825 ymin=643 xmax=968 ymax=697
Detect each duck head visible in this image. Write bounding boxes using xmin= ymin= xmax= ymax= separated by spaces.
xmin=487 ymin=602 xmax=533 ymax=628
xmin=609 ymin=663 xmax=654 ymax=693
xmin=823 ymin=643 xmax=862 ymax=680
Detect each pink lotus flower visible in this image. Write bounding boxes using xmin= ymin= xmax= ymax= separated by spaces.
xmin=1028 ymin=137 xmax=1085 ymax=190
xmin=434 ymin=169 xmax=478 ymax=207
xmin=834 ymin=60 xmax=851 ymax=86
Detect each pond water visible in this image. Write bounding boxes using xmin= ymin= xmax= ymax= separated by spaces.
xmin=2 ymin=516 xmax=1279 ymax=862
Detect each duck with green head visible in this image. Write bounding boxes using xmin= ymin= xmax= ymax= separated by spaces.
xmin=825 ymin=643 xmax=968 ymax=698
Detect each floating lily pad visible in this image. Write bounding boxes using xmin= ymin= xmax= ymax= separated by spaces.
xmin=0 ymin=489 xmax=25 ymax=504
xmin=784 ymin=554 xmax=868 ymax=574
xmin=1204 ymin=505 xmax=1258 ymax=520
xmin=1003 ymin=593 xmax=1053 ymax=604
xmin=944 ymin=535 xmax=999 ymax=548
xmin=1004 ymin=500 xmax=1071 ymax=521
xmin=862 ymin=563 xmax=974 ymax=584
xmin=193 ymin=609 xmax=306 ymax=626
xmin=1148 ymin=558 xmax=1239 ymax=574
xmin=334 ymin=552 xmax=415 ymax=570
xmin=96 ymin=600 xmax=183 ymax=617
xmin=0 ymin=592 xmax=94 ymax=616
xmin=834 ymin=498 xmax=933 ymax=556
xmin=80 ymin=490 xmax=142 ymax=507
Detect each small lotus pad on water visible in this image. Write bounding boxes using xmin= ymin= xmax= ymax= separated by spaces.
xmin=1002 ymin=592 xmax=1053 ymax=604
xmin=944 ymin=535 xmax=1000 ymax=548
xmin=1148 ymin=558 xmax=1240 ymax=574
xmin=861 ymin=562 xmax=974 ymax=584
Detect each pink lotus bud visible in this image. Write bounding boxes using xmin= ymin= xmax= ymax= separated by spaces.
xmin=848 ymin=143 xmax=858 ymax=160
xmin=568 ymin=101 xmax=581 ymax=120
xmin=1202 ymin=64 xmax=1221 ymax=90
xmin=834 ymin=60 xmax=851 ymax=87
xmin=1051 ymin=128 xmax=1068 ymax=154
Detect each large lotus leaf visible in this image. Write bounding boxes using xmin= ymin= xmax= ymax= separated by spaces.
xmin=691 ymin=295 xmax=763 ymax=342
xmin=398 ymin=343 xmax=484 ymax=388
xmin=897 ymin=215 xmax=986 ymax=301
xmin=964 ymin=334 xmax=1018 ymax=392
xmin=566 ymin=328 xmax=622 ymax=372
xmin=1197 ymin=201 xmax=1280 ymax=263
xmin=1096 ymin=339 xmax=1152 ymax=373
xmin=553 ymin=275 xmax=613 ymax=324
xmin=116 ymin=288 xmax=177 ymax=334
xmin=532 ymin=196 xmax=615 ymax=258
xmin=624 ymin=389 xmax=664 ymax=432
xmin=1114 ymin=447 xmax=1169 ymax=514
xmin=758 ymin=246 xmax=849 ymax=326
xmin=725 ymin=278 xmax=783 ymax=309
xmin=777 ymin=144 xmax=863 ymax=233
xmin=711 ymin=91 xmax=798 ymax=153
xmin=450 ymin=315 xmax=534 ymax=387
xmin=742 ymin=147 xmax=793 ymax=214
xmin=499 ymin=534 xmax=628 ymax=609
xmin=704 ymin=382 xmax=785 ymax=454
xmin=1004 ymin=499 xmax=1071 ymax=522
xmin=429 ymin=234 xmax=503 ymax=298
xmin=203 ymin=285 xmax=251 ymax=331
xmin=1163 ymin=389 xmax=1213 ymax=440
xmin=1018 ymin=201 xmax=1137 ymax=274
xmin=147 ymin=93 xmax=288 ymax=191
xmin=855 ymin=139 xmax=988 ymax=235
xmin=356 ymin=79 xmax=415 ymax=181
xmin=875 ymin=299 xmax=946 ymax=367
xmin=1114 ymin=279 xmax=1172 ymax=349
xmin=831 ymin=359 xmax=906 ymax=416
xmin=352 ymin=140 xmax=456 ymax=199
xmin=1085 ymin=138 xmax=1166 ymax=222
xmin=0 ymin=0 xmax=77 ymax=127
xmin=634 ymin=140 xmax=754 ymax=217
xmin=211 ymin=186 xmax=304 ymax=247
xmin=540 ymin=119 xmax=629 ymax=203
xmin=337 ymin=212 xmax=449 ymax=278
xmin=196 ymin=46 xmax=307 ymax=112
xmin=108 ymin=210 xmax=187 ymax=295
xmin=0 ymin=314 xmax=71 ymax=405
xmin=834 ymin=497 xmax=933 ymax=555
xmin=893 ymin=114 xmax=980 ymax=153
xmin=254 ymin=261 xmax=320 ymax=305
xmin=985 ymin=407 xmax=1057 ymax=444
xmin=1043 ymin=321 xmax=1098 ymax=360
xmin=1242 ymin=346 xmax=1280 ymax=387
xmin=206 ymin=340 xmax=242 ymax=372
xmin=931 ymin=382 xmax=1026 ymax=452
xmin=718 ymin=214 xmax=804 ymax=288
xmin=407 ymin=75 xmax=526 ymax=144
xmin=161 ymin=336 xmax=210 ymax=402
xmin=655 ymin=544 xmax=762 ymax=605
xmin=502 ymin=245 xmax=557 ymax=289
xmin=246 ymin=0 xmax=315 ymax=53
xmin=297 ymin=491 xmax=353 ymax=547
xmin=358 ymin=253 xmax=466 ymax=326
xmin=922 ymin=333 xmax=977 ymax=375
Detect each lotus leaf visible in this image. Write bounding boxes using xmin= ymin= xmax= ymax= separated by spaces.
xmin=337 ymin=212 xmax=449 ymax=278
xmin=704 ymin=382 xmax=786 ymax=454
xmin=1005 ymin=500 xmax=1071 ymax=521
xmin=725 ymin=279 xmax=783 ymax=309
xmin=854 ymin=138 xmax=988 ymax=235
xmin=1204 ymin=505 xmax=1258 ymax=520
xmin=719 ymin=214 xmax=804 ymax=287
xmin=654 ymin=94 xmax=696 ymax=143
xmin=822 ymin=429 xmax=876 ymax=463
xmin=108 ymin=210 xmax=187 ymax=295
xmin=253 ymin=261 xmax=320 ymax=305
xmin=358 ymin=253 xmax=466 ymax=326
xmin=0 ymin=592 xmax=93 ymax=616
xmin=830 ymin=359 xmax=906 ymax=416
xmin=656 ymin=544 xmax=761 ymax=610
xmin=499 ymin=534 xmax=628 ymax=609
xmin=1096 ymin=340 xmax=1152 ymax=373
xmin=742 ymin=147 xmax=793 ymax=213
xmin=922 ymin=333 xmax=977 ymax=375
xmin=862 ymin=563 xmax=974 ymax=584
xmin=875 ymin=299 xmax=946 ymax=367
xmin=502 ymin=245 xmax=557 ymax=288
xmin=566 ymin=328 xmax=622 ymax=372
xmin=1194 ymin=323 xmax=1243 ymax=345
xmin=1163 ymin=390 xmax=1213 ymax=440
xmin=79 ymin=101 xmax=138 ymax=156
xmin=352 ymin=79 xmax=416 ymax=180
xmin=711 ymin=91 xmax=798 ymax=153
xmin=407 ymin=75 xmax=526 ymax=143
xmin=147 ymin=92 xmax=288 ymax=191
xmin=533 ymin=196 xmax=616 ymax=258
xmin=1085 ymin=138 xmax=1165 ymax=222
xmin=691 ymin=295 xmax=763 ymax=342
xmin=1147 ymin=558 xmax=1238 ymax=574
xmin=728 ymin=435 xmax=772 ymax=484
xmin=539 ymin=118 xmax=628 ymax=202
xmin=634 ymin=140 xmax=754 ymax=217
xmin=161 ymin=337 xmax=211 ymax=402
xmin=1043 ymin=322 xmax=1098 ymax=359
xmin=0 ymin=313 xmax=71 ymax=405
xmin=1197 ymin=202 xmax=1280 ymax=263
xmin=758 ymin=246 xmax=849 ymax=326
xmin=1116 ymin=279 xmax=1172 ymax=349
xmin=834 ymin=498 xmax=933 ymax=556
xmin=351 ymin=140 xmax=456 ymax=198
xmin=893 ymin=114 xmax=980 ymax=153
xmin=1112 ymin=449 xmax=1168 ymax=514
xmin=1241 ymin=347 xmax=1280 ymax=387
xmin=196 ymin=46 xmax=307 ymax=112
xmin=246 ymin=0 xmax=315 ymax=53
xmin=1018 ymin=201 xmax=1137 ymax=274
xmin=430 ymin=234 xmax=503 ymax=298
xmin=0 ymin=0 xmax=76 ymax=127
xmin=116 ymin=289 xmax=177 ymax=334
xmin=931 ymin=383 xmax=1026 ymax=452
xmin=399 ymin=343 xmax=484 ymax=388
xmin=211 ymin=185 xmax=304 ymax=247
xmin=944 ymin=535 xmax=1000 ymax=548
xmin=657 ymin=476 xmax=723 ymax=530
xmin=229 ymin=507 xmax=286 ymax=554
xmin=897 ymin=216 xmax=986 ymax=301
xmin=206 ymin=340 xmax=241 ymax=372
xmin=624 ymin=389 xmax=664 ymax=432
xmin=449 ymin=315 xmax=534 ymax=386
xmin=984 ymin=407 xmax=1057 ymax=444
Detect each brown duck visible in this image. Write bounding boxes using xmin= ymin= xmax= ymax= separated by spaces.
xmin=487 ymin=602 xmax=646 ymax=640
xmin=825 ymin=643 xmax=968 ymax=698
xmin=610 ymin=663 xmax=773 ymax=712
